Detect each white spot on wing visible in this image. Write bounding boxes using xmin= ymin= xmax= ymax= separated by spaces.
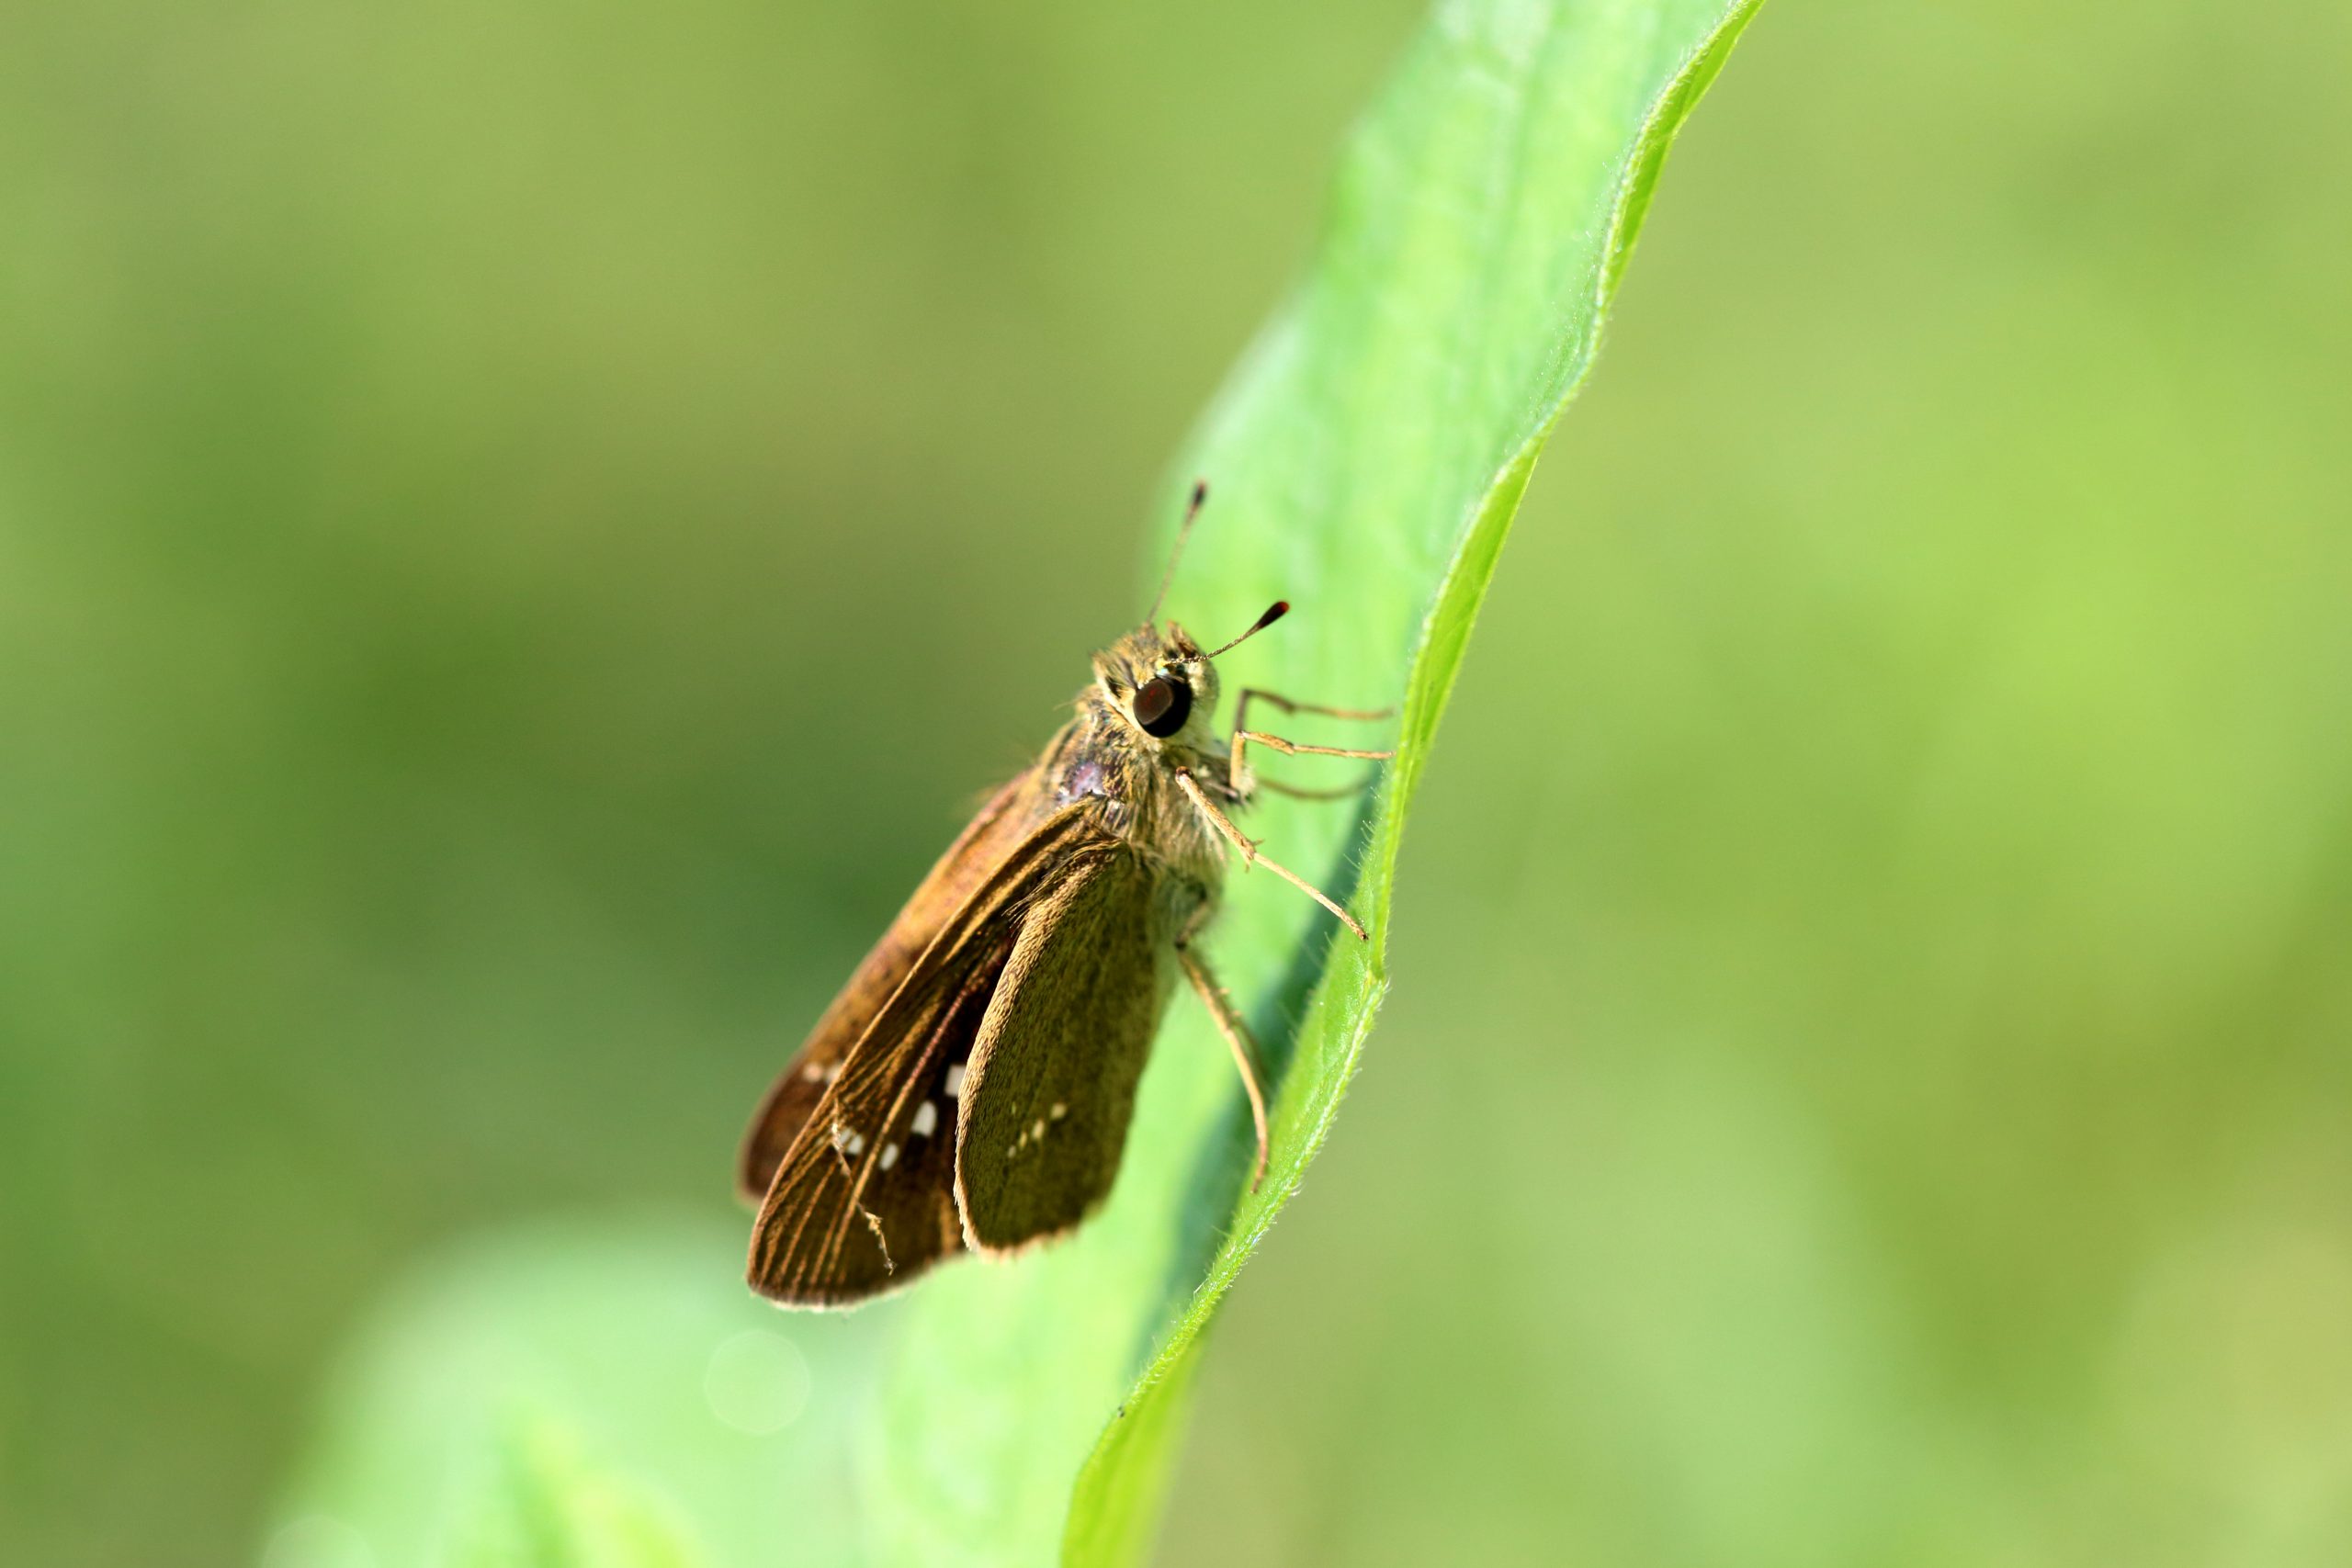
xmin=911 ymin=1101 xmax=938 ymax=1138
xmin=843 ymin=1131 xmax=865 ymax=1157
xmin=1050 ymin=1102 xmax=1067 ymax=1120
xmin=879 ymin=1142 xmax=899 ymax=1170
xmin=1032 ymin=1118 xmax=1046 ymax=1142
xmin=944 ymin=1064 xmax=967 ymax=1098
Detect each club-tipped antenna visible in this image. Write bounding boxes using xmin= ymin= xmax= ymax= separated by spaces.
xmin=1207 ymin=600 xmax=1289 ymax=659
xmin=1148 ymin=479 xmax=1209 ymax=627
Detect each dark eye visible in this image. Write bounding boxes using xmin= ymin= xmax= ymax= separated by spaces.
xmin=1132 ymin=674 xmax=1193 ymax=738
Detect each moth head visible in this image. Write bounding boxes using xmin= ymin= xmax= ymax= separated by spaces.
xmin=1116 ymin=622 xmax=1209 ymax=741
xmin=1129 ymin=670 xmax=1204 ymax=740
xmin=1114 ymin=602 xmax=1288 ymax=743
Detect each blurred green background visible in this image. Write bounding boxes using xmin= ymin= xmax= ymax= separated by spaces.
xmin=6 ymin=1 xmax=2351 ymax=1564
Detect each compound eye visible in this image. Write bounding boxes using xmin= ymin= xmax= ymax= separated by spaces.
xmin=1132 ymin=674 xmax=1193 ymax=739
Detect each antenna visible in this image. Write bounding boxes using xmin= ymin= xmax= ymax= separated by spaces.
xmin=1148 ymin=479 xmax=1209 ymax=627
xmin=1207 ymin=600 xmax=1289 ymax=658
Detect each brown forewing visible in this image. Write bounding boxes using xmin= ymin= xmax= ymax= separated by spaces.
xmin=745 ymin=801 xmax=1112 ymax=1306
xmin=737 ymin=765 xmax=1052 ymax=1201
xmin=955 ymin=842 xmax=1172 ymax=1255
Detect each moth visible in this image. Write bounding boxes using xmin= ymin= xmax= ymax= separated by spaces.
xmin=738 ymin=484 xmax=1391 ymax=1307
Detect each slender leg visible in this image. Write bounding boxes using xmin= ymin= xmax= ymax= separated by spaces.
xmin=1230 ymin=687 xmax=1396 ymax=799
xmin=1254 ymin=773 xmax=1378 ymax=801
xmin=1175 ymin=770 xmax=1368 ymax=941
xmin=1175 ymin=916 xmax=1270 ymax=1190
xmin=1234 ymin=689 xmax=1396 ymax=729
xmin=1237 ymin=731 xmax=1394 ymax=761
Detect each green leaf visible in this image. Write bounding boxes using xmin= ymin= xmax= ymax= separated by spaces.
xmin=445 ymin=1419 xmax=700 ymax=1568
xmin=263 ymin=1221 xmax=892 ymax=1568
xmin=866 ymin=3 xmax=1769 ymax=1564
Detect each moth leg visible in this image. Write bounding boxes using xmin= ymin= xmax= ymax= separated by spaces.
xmin=1229 ymin=687 xmax=1395 ymax=800
xmin=1174 ymin=769 xmax=1368 ymax=941
xmin=1236 ymin=732 xmax=1394 ymax=761
xmin=1173 ymin=927 xmax=1271 ymax=1190
xmin=1253 ymin=773 xmax=1380 ymax=802
xmin=1234 ymin=688 xmax=1396 ymax=728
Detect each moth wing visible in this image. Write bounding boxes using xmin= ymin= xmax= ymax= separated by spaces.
xmin=737 ymin=765 xmax=1052 ymax=1201
xmin=746 ymin=803 xmax=1113 ymax=1306
xmin=955 ymin=842 xmax=1171 ymax=1255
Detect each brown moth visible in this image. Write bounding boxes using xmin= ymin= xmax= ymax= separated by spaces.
xmin=738 ymin=484 xmax=1391 ymax=1307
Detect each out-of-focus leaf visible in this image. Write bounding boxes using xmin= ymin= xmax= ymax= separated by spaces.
xmin=445 ymin=1419 xmax=697 ymax=1568
xmin=261 ymin=1220 xmax=888 ymax=1567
